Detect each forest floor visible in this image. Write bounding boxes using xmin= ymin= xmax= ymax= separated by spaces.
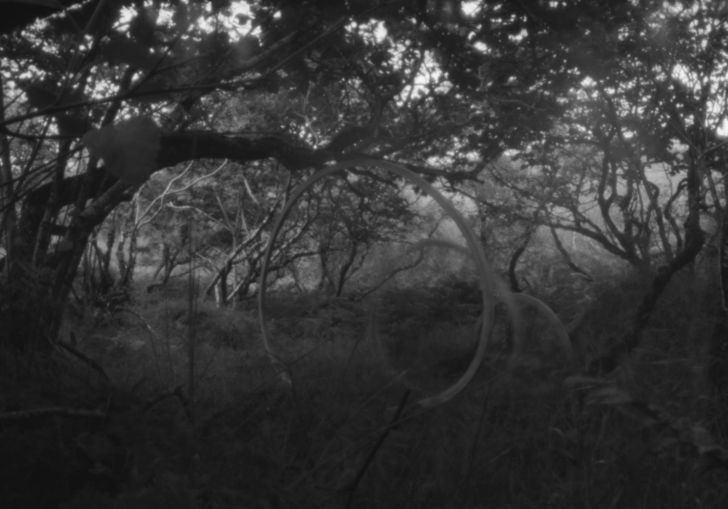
xmin=2 ymin=274 xmax=728 ymax=508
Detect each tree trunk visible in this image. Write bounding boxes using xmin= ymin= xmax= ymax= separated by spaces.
xmin=334 ymin=241 xmax=359 ymax=297
xmin=549 ymin=226 xmax=593 ymax=282
xmin=507 ymin=227 xmax=534 ymax=293
xmin=707 ymin=196 xmax=728 ymax=434
xmin=0 ymin=131 xmax=350 ymax=352
xmin=590 ymin=160 xmax=706 ymax=374
xmin=6 ymin=175 xmax=131 ymax=352
xmin=215 ymin=267 xmax=229 ymax=307
xmin=116 ymin=201 xmax=138 ymax=289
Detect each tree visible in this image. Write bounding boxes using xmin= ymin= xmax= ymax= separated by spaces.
xmin=0 ymin=0 xmax=503 ymax=350
xmin=1 ymin=0 xmax=725 ymax=377
xmin=459 ymin=0 xmax=727 ymax=373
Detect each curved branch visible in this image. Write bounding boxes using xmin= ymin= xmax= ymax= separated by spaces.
xmin=25 ymin=131 xmax=476 ymax=215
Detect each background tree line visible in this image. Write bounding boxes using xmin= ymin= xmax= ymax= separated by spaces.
xmin=3 ymin=1 xmax=728 ymax=507
xmin=2 ymin=0 xmax=726 ymax=377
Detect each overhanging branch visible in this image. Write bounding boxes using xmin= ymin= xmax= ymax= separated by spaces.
xmin=26 ymin=131 xmax=478 ymax=213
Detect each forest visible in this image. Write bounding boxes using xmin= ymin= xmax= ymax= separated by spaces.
xmin=1 ymin=0 xmax=728 ymax=507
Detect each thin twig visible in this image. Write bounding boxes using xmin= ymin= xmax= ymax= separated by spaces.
xmin=0 ymin=406 xmax=105 ymax=422
xmin=143 ymin=384 xmax=193 ymax=421
xmin=344 ymin=389 xmax=410 ymax=508
xmin=57 ymin=340 xmax=113 ymax=385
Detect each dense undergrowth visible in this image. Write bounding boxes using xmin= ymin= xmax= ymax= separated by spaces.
xmin=2 ymin=270 xmax=728 ymax=509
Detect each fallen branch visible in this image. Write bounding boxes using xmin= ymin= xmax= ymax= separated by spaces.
xmin=143 ymin=385 xmax=193 ymax=421
xmin=344 ymin=389 xmax=410 ymax=508
xmin=58 ymin=339 xmax=113 ymax=385
xmin=0 ymin=406 xmax=105 ymax=422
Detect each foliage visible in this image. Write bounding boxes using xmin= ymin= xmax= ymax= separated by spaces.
xmin=3 ymin=1 xmax=728 ymax=506
xmin=2 ymin=270 xmax=727 ymax=507
xmin=475 ymin=0 xmax=727 ymax=273
xmin=1 ymin=0 xmax=722 ymax=342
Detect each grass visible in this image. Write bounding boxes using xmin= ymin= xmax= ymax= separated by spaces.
xmin=2 ymin=273 xmax=728 ymax=508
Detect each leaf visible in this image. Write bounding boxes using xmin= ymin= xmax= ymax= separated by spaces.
xmin=561 ymin=374 xmax=601 ymax=386
xmin=103 ymin=38 xmax=163 ymax=71
xmin=234 ymin=36 xmax=260 ymax=62
xmin=57 ymin=115 xmax=93 ymax=137
xmin=172 ymin=2 xmax=189 ymax=28
xmin=587 ymin=385 xmax=632 ymax=406
xmin=82 ymin=117 xmax=160 ymax=187
xmin=129 ymin=78 xmax=174 ymax=103
xmin=25 ymin=85 xmax=86 ymax=111
xmin=7 ymin=0 xmax=62 ymax=7
xmin=690 ymin=424 xmax=723 ymax=456
xmin=25 ymin=85 xmax=58 ymax=110
xmin=60 ymin=87 xmax=85 ymax=105
xmin=56 ymin=239 xmax=74 ymax=252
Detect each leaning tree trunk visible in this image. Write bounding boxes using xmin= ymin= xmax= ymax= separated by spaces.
xmin=3 ymin=165 xmax=130 ymax=353
xmin=0 ymin=127 xmax=355 ymax=353
xmin=591 ymin=154 xmax=706 ymax=375
xmin=214 ymin=266 xmax=230 ymax=307
xmin=507 ymin=226 xmax=533 ymax=294
xmin=116 ymin=200 xmax=139 ymax=289
xmin=707 ymin=195 xmax=728 ymax=434
xmin=333 ymin=240 xmax=360 ymax=297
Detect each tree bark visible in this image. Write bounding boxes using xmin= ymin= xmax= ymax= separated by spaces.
xmin=589 ymin=161 xmax=705 ymax=375
xmin=708 ymin=192 xmax=728 ymax=433
xmin=7 ymin=131 xmax=473 ymax=350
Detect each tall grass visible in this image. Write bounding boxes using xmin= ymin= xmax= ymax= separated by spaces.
xmin=18 ymin=268 xmax=715 ymax=508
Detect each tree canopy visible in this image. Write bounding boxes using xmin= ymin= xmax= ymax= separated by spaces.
xmin=6 ymin=4 xmax=728 ymax=506
xmin=1 ymin=0 xmax=727 ymax=358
